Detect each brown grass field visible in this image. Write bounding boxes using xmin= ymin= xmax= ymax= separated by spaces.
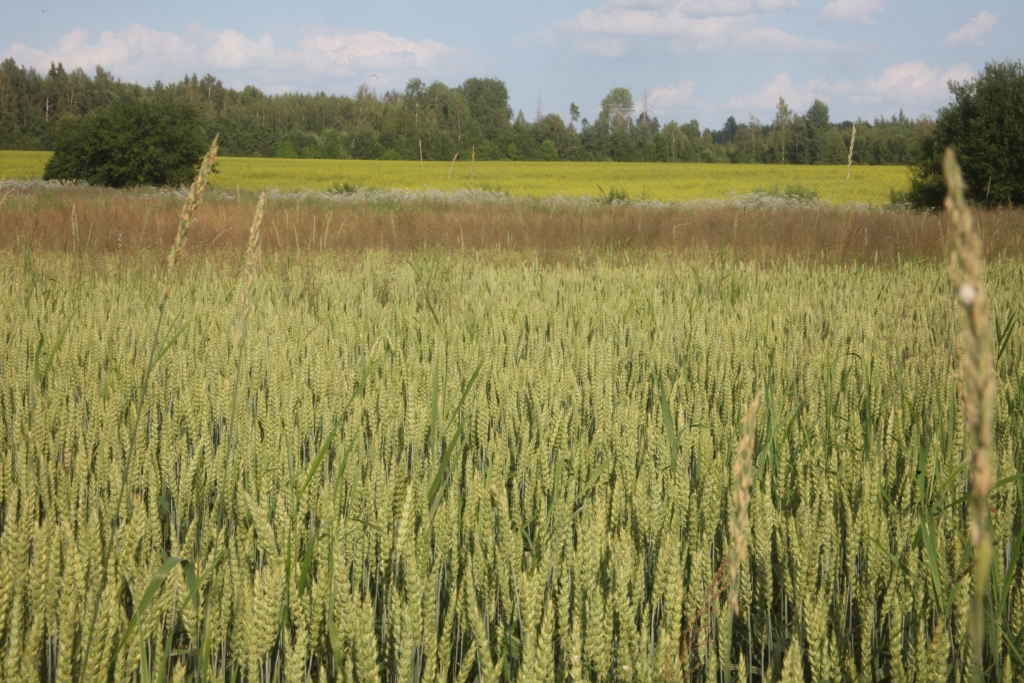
xmin=1 ymin=184 xmax=1022 ymax=265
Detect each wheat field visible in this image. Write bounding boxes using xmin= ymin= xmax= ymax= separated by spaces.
xmin=0 ymin=242 xmax=1021 ymax=681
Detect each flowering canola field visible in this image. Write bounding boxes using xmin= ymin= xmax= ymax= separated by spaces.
xmin=0 ymin=151 xmax=908 ymax=204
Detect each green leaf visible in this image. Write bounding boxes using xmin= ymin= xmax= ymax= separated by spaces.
xmin=867 ymin=535 xmax=914 ymax=583
xmin=153 ymin=314 xmax=192 ymax=368
xmin=657 ymin=373 xmax=679 ymax=474
xmin=578 ymin=455 xmax=617 ymax=501
xmin=996 ymin=307 xmax=1018 ymax=362
xmin=38 ymin=305 xmax=78 ymax=386
xmin=919 ymin=509 xmax=948 ymax=611
xmin=427 ymin=422 xmax=466 ymax=521
xmin=297 ymin=526 xmax=319 ymax=594
xmin=998 ymin=511 xmax=1024 ymax=613
xmin=443 ymin=360 xmax=483 ymax=435
xmin=327 ymin=618 xmax=343 ymax=675
xmin=297 ymin=360 xmax=373 ymax=503
xmin=429 ymin=360 xmax=439 ymax=447
xmin=993 ymin=471 xmax=1024 ymax=492
xmin=546 ymin=456 xmax=564 ymax=532
xmin=154 ymin=604 xmax=176 ymax=683
xmin=182 ymin=561 xmax=200 ymax=612
xmin=115 ymin=557 xmax=187 ymax=660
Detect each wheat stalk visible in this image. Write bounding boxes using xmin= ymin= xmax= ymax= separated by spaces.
xmin=237 ymin=192 xmax=266 ymax=343
xmin=729 ymin=391 xmax=762 ymax=615
xmin=845 ymin=125 xmax=856 ymax=185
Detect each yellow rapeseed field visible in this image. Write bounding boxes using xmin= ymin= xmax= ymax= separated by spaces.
xmin=0 ymin=150 xmax=909 ymax=204
xmin=0 ymin=150 xmax=50 ymax=180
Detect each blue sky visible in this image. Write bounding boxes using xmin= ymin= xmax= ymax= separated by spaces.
xmin=2 ymin=1 xmax=1020 ymax=129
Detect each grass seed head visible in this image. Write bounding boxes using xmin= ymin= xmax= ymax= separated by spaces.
xmin=166 ymin=136 xmax=219 ymax=285
xmin=945 ymin=146 xmax=997 ymax=680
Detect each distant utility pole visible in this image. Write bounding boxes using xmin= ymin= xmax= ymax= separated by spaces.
xmin=536 ymin=95 xmax=543 ymax=123
xmin=642 ymin=88 xmax=650 ymax=122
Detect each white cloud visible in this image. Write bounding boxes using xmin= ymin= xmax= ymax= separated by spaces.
xmin=568 ymin=6 xmax=744 ymax=38
xmin=558 ymin=0 xmax=849 ymax=56
xmin=1 ymin=23 xmax=467 ymax=92
xmin=648 ymin=80 xmax=698 ymax=113
xmin=572 ymin=37 xmax=627 ymax=58
xmin=731 ymin=27 xmax=846 ymax=53
xmin=727 ymin=73 xmax=825 ymax=113
xmin=606 ymin=0 xmax=798 ymax=17
xmin=728 ymin=61 xmax=975 ymax=116
xmin=855 ymin=61 xmax=974 ymax=106
xmin=820 ymin=0 xmax=885 ymax=25
xmin=944 ymin=12 xmax=998 ymax=47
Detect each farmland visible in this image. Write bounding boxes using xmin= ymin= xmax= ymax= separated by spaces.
xmin=2 ymin=242 xmax=1023 ymax=682
xmin=0 ymin=151 xmax=908 ymax=204
xmin=0 ymin=159 xmax=1023 ymax=683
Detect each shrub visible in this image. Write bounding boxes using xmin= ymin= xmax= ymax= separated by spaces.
xmin=43 ymin=95 xmax=207 ymax=187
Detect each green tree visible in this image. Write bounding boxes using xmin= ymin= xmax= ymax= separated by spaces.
xmin=275 ymin=138 xmax=298 ymax=158
xmin=805 ymin=99 xmax=832 ymax=164
xmin=600 ymin=88 xmax=633 ymax=131
xmin=458 ymin=77 xmax=512 ymax=147
xmin=539 ymin=139 xmax=558 ymax=161
xmin=909 ymin=60 xmax=1024 ymax=207
xmin=731 ymin=115 xmax=763 ymax=162
xmin=43 ymin=94 xmax=207 ymax=187
xmin=767 ymin=97 xmax=793 ymax=163
xmin=0 ymin=67 xmax=19 ymax=134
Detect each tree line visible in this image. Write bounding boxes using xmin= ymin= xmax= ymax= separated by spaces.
xmin=1 ymin=58 xmax=932 ymax=165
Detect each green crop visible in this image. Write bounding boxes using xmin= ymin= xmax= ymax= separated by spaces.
xmin=0 ymin=245 xmax=1021 ymax=681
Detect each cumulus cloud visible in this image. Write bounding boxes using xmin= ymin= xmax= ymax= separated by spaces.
xmin=728 ymin=61 xmax=974 ymax=116
xmin=944 ymin=12 xmax=998 ymax=47
xmin=648 ymin=80 xmax=698 ymax=113
xmin=604 ymin=0 xmax=798 ymax=17
xmin=820 ymin=0 xmax=886 ymax=25
xmin=572 ymin=37 xmax=627 ymax=58
xmin=727 ymin=73 xmax=825 ymax=113
xmin=854 ymin=61 xmax=974 ymax=105
xmin=1 ymin=23 xmax=468 ymax=92
xmin=558 ymin=0 xmax=849 ymax=57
